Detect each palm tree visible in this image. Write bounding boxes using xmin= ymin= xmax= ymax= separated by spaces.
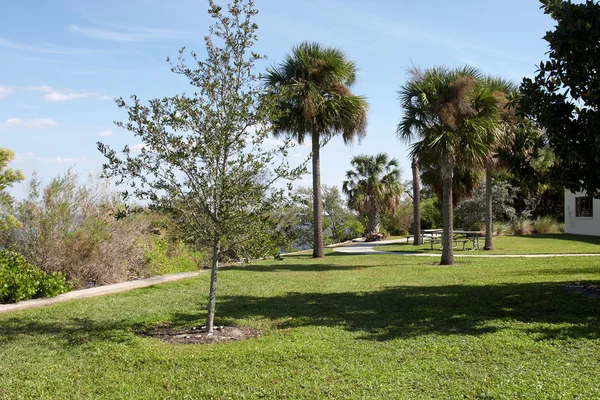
xmin=398 ymin=66 xmax=500 ymax=265
xmin=342 ymin=153 xmax=403 ymax=237
xmin=481 ymin=77 xmax=518 ymax=250
xmin=411 ymin=155 xmax=422 ymax=245
xmin=265 ymin=42 xmax=368 ymax=258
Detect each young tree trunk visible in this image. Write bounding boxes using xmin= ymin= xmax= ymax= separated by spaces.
xmin=412 ymin=157 xmax=422 ymax=245
xmin=484 ymin=166 xmax=493 ymax=250
xmin=311 ymin=131 xmax=325 ymax=258
xmin=367 ymin=207 xmax=380 ymax=236
xmin=440 ymin=163 xmax=454 ymax=265
xmin=205 ymin=238 xmax=220 ymax=334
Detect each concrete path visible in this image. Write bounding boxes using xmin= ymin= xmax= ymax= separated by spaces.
xmin=333 ymin=239 xmax=600 ymax=258
xmin=0 ymin=270 xmax=205 ymax=315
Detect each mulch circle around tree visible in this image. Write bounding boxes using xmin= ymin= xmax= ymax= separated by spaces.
xmin=564 ymin=283 xmax=600 ymax=298
xmin=138 ymin=323 xmax=261 ymax=344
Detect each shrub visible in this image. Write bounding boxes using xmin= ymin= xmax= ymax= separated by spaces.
xmin=0 ymin=250 xmax=71 ymax=304
xmin=454 ymin=180 xmax=520 ymax=230
xmin=508 ymin=219 xmax=533 ymax=235
xmin=382 ymin=200 xmax=413 ymax=236
xmin=142 ymin=239 xmax=204 ymax=275
xmin=493 ymin=222 xmax=509 ymax=236
xmin=1 ymin=171 xmax=200 ymax=288
xmin=420 ymin=198 xmax=442 ymax=229
xmin=532 ymin=216 xmax=561 ymax=234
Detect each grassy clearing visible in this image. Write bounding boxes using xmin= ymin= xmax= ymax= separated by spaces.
xmin=381 ymin=233 xmax=600 ymax=255
xmin=1 ymin=249 xmax=600 ymax=398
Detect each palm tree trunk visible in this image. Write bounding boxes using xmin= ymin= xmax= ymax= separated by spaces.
xmin=311 ymin=131 xmax=324 ymax=258
xmin=205 ymin=237 xmax=220 ymax=334
xmin=440 ymin=162 xmax=454 ymax=265
xmin=367 ymin=207 xmax=380 ymax=236
xmin=412 ymin=157 xmax=422 ymax=245
xmin=484 ymin=166 xmax=493 ymax=250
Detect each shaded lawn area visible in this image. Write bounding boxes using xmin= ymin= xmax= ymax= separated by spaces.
xmin=1 ymin=251 xmax=600 ymax=398
xmin=381 ymin=233 xmax=600 ymax=254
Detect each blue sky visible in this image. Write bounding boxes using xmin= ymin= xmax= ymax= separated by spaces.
xmin=1 ymin=0 xmax=555 ymax=198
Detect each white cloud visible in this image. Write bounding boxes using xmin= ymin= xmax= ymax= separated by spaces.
xmin=22 ymin=118 xmax=57 ymax=128
xmin=45 ymin=91 xmax=96 ymax=102
xmin=5 ymin=118 xmax=22 ymax=125
xmin=0 ymin=85 xmax=14 ymax=100
xmin=130 ymin=143 xmax=147 ymax=152
xmin=24 ymin=85 xmax=53 ymax=92
xmin=98 ymin=130 xmax=114 ymax=137
xmin=0 ymin=38 xmax=108 ymax=55
xmin=67 ymin=24 xmax=187 ymax=42
xmin=3 ymin=85 xmax=107 ymax=102
xmin=54 ymin=156 xmax=80 ymax=164
xmin=3 ymin=117 xmax=56 ymax=128
xmin=13 ymin=152 xmax=35 ymax=163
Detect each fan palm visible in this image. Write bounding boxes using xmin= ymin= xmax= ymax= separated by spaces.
xmin=398 ymin=66 xmax=500 ymax=265
xmin=343 ymin=153 xmax=403 ymax=236
xmin=411 ymin=155 xmax=422 ymax=245
xmin=480 ymin=77 xmax=518 ymax=250
xmin=265 ymin=42 xmax=368 ymax=258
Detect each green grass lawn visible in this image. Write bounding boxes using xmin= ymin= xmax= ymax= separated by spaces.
xmin=380 ymin=233 xmax=600 ymax=255
xmin=1 ymin=248 xmax=600 ymax=398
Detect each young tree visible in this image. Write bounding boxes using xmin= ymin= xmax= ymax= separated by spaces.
xmin=520 ymin=0 xmax=600 ymax=195
xmin=98 ymin=0 xmax=300 ymax=334
xmin=264 ymin=42 xmax=368 ymax=258
xmin=343 ymin=153 xmax=403 ymax=237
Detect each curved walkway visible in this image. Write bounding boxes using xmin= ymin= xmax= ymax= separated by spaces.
xmin=333 ymin=238 xmax=600 ymax=258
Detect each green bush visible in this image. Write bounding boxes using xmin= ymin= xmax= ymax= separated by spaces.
xmin=420 ymin=198 xmax=442 ymax=229
xmin=531 ymin=216 xmax=561 ymax=234
xmin=143 ymin=239 xmax=204 ymax=275
xmin=493 ymin=222 xmax=509 ymax=236
xmin=508 ymin=219 xmax=533 ymax=235
xmin=0 ymin=250 xmax=71 ymax=304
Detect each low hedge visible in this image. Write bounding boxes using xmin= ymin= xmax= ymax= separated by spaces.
xmin=0 ymin=250 xmax=72 ymax=304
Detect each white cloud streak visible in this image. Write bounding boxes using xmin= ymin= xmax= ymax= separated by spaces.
xmin=98 ymin=130 xmax=114 ymax=137
xmin=4 ymin=118 xmax=57 ymax=128
xmin=0 ymin=38 xmax=108 ymax=55
xmin=0 ymin=85 xmax=15 ymax=100
xmin=67 ymin=24 xmax=188 ymax=42
xmin=130 ymin=143 xmax=147 ymax=152
xmin=23 ymin=118 xmax=57 ymax=128
xmin=45 ymin=91 xmax=96 ymax=102
xmin=24 ymin=85 xmax=53 ymax=92
xmin=5 ymin=118 xmax=22 ymax=125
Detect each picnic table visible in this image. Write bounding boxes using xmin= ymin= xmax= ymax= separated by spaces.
xmin=422 ymin=229 xmax=482 ymax=251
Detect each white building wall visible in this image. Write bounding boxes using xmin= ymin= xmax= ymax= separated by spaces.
xmin=564 ymin=189 xmax=600 ymax=236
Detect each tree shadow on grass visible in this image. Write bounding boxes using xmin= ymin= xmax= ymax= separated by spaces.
xmin=226 ymin=252 xmax=435 ymax=272
xmin=210 ymin=281 xmax=600 ymax=342
xmin=0 ymin=316 xmax=135 ymax=347
xmin=1 ymin=281 xmax=598 ymax=347
xmin=522 ymin=233 xmax=600 ymax=246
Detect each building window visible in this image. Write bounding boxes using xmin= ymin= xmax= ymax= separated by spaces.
xmin=576 ymin=196 xmax=593 ymax=217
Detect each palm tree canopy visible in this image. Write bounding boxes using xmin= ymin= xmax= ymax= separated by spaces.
xmin=481 ymin=76 xmax=520 ymax=166
xmin=420 ymin=163 xmax=483 ymax=206
xmin=342 ymin=153 xmax=403 ymax=214
xmin=397 ymin=66 xmax=502 ymax=168
xmin=264 ymin=42 xmax=368 ymax=144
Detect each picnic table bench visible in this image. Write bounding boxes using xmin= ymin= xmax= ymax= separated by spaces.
xmin=422 ymin=229 xmax=482 ymax=251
